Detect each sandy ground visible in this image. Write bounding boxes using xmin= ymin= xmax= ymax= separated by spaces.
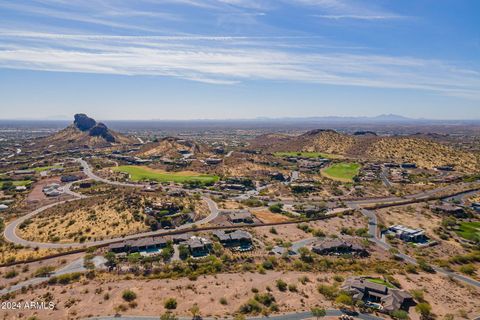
xmin=0 ymin=271 xmax=337 ymax=320
xmin=253 ymin=213 xmax=367 ymax=245
xmin=0 ymin=253 xmax=83 ymax=289
xmin=18 ymin=194 xmax=208 ymax=243
xmin=396 ymin=273 xmax=480 ymax=319
xmin=376 ymin=202 xmax=471 ymax=256
xmin=3 ymin=269 xmax=479 ymax=320
xmin=26 ymin=177 xmax=62 ymax=203
xmin=251 ymin=208 xmax=291 ymax=223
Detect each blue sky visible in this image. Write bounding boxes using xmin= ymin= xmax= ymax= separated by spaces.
xmin=0 ymin=0 xmax=479 ymax=120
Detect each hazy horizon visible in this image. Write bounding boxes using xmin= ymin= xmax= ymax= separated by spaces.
xmin=1 ymin=113 xmax=480 ymax=122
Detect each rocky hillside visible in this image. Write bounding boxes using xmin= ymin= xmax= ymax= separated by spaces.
xmin=251 ymin=129 xmax=479 ymax=173
xmin=39 ymin=114 xmax=134 ymax=149
xmin=368 ymin=137 xmax=479 ymax=172
xmin=136 ymin=137 xmax=201 ymax=159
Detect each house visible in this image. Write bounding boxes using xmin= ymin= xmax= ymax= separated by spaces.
xmin=186 ymin=236 xmax=212 ymax=257
xmin=108 ymin=236 xmax=168 ymax=254
xmin=435 ymin=165 xmax=454 ymax=171
xmin=213 ymin=230 xmax=253 ymax=250
xmin=228 ymin=211 xmax=254 ymax=224
xmin=218 ymin=182 xmax=246 ymax=191
xmin=471 ymin=202 xmax=480 ymax=212
xmin=341 ymin=277 xmax=414 ymax=312
xmin=312 ymin=238 xmax=369 ymax=257
xmin=432 ymin=204 xmax=467 ymax=218
xmin=205 ymin=158 xmax=222 ymax=165
xmin=14 ymin=169 xmax=35 ymax=175
xmin=386 ymin=225 xmax=428 ymax=243
xmin=43 ymin=183 xmax=62 ymax=197
xmin=269 ymin=172 xmax=286 ymax=181
xmin=384 ymin=163 xmax=400 ymax=168
xmin=61 ymin=175 xmax=79 ymax=183
xmin=171 ymin=233 xmax=193 ymax=244
xmin=401 ymin=163 xmax=417 ymax=169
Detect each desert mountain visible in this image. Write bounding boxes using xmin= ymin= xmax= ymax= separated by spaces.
xmin=39 ymin=114 xmax=135 ymax=149
xmin=251 ymin=129 xmax=479 ymax=173
xmin=136 ymin=137 xmax=201 ymax=159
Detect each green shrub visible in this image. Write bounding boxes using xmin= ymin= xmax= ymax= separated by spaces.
xmin=459 ymin=264 xmax=476 ymax=275
xmin=275 ymin=279 xmax=287 ymax=292
xmin=269 ymin=203 xmax=283 ymax=213
xmin=239 ymin=299 xmax=263 ymax=314
xmin=317 ymin=284 xmax=338 ymax=300
xmin=415 ymin=302 xmax=432 ymax=319
xmin=122 ymin=290 xmax=137 ymax=302
xmin=4 ymin=269 xmax=18 ymax=279
xmin=254 ymin=292 xmax=275 ymax=307
xmin=164 ymin=298 xmax=177 ymax=310
xmin=391 ymin=310 xmax=409 ymax=320
xmin=49 ymin=272 xmax=82 ymax=285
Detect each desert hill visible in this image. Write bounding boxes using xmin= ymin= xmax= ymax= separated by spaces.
xmin=39 ymin=114 xmax=135 ymax=149
xmin=251 ymin=129 xmax=479 ymax=172
xmin=136 ymin=137 xmax=201 ymax=159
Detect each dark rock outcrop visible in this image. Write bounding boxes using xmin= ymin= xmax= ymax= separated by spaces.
xmin=353 ymin=131 xmax=377 ymax=136
xmin=74 ymin=114 xmax=96 ymax=131
xmin=89 ymin=123 xmax=116 ymax=142
xmin=301 ymin=129 xmax=337 ymax=136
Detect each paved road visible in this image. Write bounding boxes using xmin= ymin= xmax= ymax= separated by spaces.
xmin=379 ymin=167 xmax=392 ymax=189
xmin=346 ymin=202 xmax=480 ymax=288
xmin=0 ymin=256 xmax=106 ymax=295
xmin=87 ymin=309 xmax=382 ymax=320
xmin=78 ymin=158 xmax=144 ymax=188
xmin=443 ymin=189 xmax=479 ymax=205
xmin=3 ymin=159 xmax=221 ymax=249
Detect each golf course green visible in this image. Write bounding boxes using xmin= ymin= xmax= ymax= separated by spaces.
xmin=113 ymin=165 xmax=219 ymax=184
xmin=456 ymin=222 xmax=480 ymax=242
xmin=321 ymin=162 xmax=361 ymax=182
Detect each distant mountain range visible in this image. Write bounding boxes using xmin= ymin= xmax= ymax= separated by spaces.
xmin=2 ymin=114 xmax=479 ymax=124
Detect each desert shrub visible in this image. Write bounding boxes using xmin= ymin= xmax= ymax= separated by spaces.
xmin=405 ymin=264 xmax=418 ymax=274
xmin=34 ymin=266 xmax=55 ymax=277
xmin=160 ymin=313 xmax=178 ymax=320
xmin=275 ymin=279 xmax=287 ymax=292
xmin=415 ymin=302 xmax=432 ymax=319
xmin=239 ymin=299 xmax=262 ymax=314
xmin=122 ymin=290 xmax=137 ymax=302
xmin=335 ymin=293 xmax=353 ymax=306
xmin=268 ymin=203 xmax=283 ymax=213
xmin=417 ymin=259 xmax=435 ymax=273
xmin=164 ymin=298 xmax=177 ymax=310
xmin=459 ymin=264 xmax=476 ymax=275
xmin=4 ymin=269 xmax=18 ymax=279
xmin=178 ymin=244 xmax=190 ymax=260
xmin=391 ymin=310 xmax=409 ymax=320
xmin=298 ymin=276 xmax=310 ymax=284
xmin=254 ymin=292 xmax=275 ymax=307
xmin=317 ymin=284 xmax=338 ymax=300
xmin=49 ymin=272 xmax=81 ymax=285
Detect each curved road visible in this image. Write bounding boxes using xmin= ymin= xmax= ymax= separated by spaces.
xmin=3 ymin=158 xmax=219 ymax=249
xmin=87 ymin=309 xmax=382 ymax=320
xmin=346 ymin=202 xmax=480 ymax=288
xmin=4 ymin=158 xmax=480 ymax=289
